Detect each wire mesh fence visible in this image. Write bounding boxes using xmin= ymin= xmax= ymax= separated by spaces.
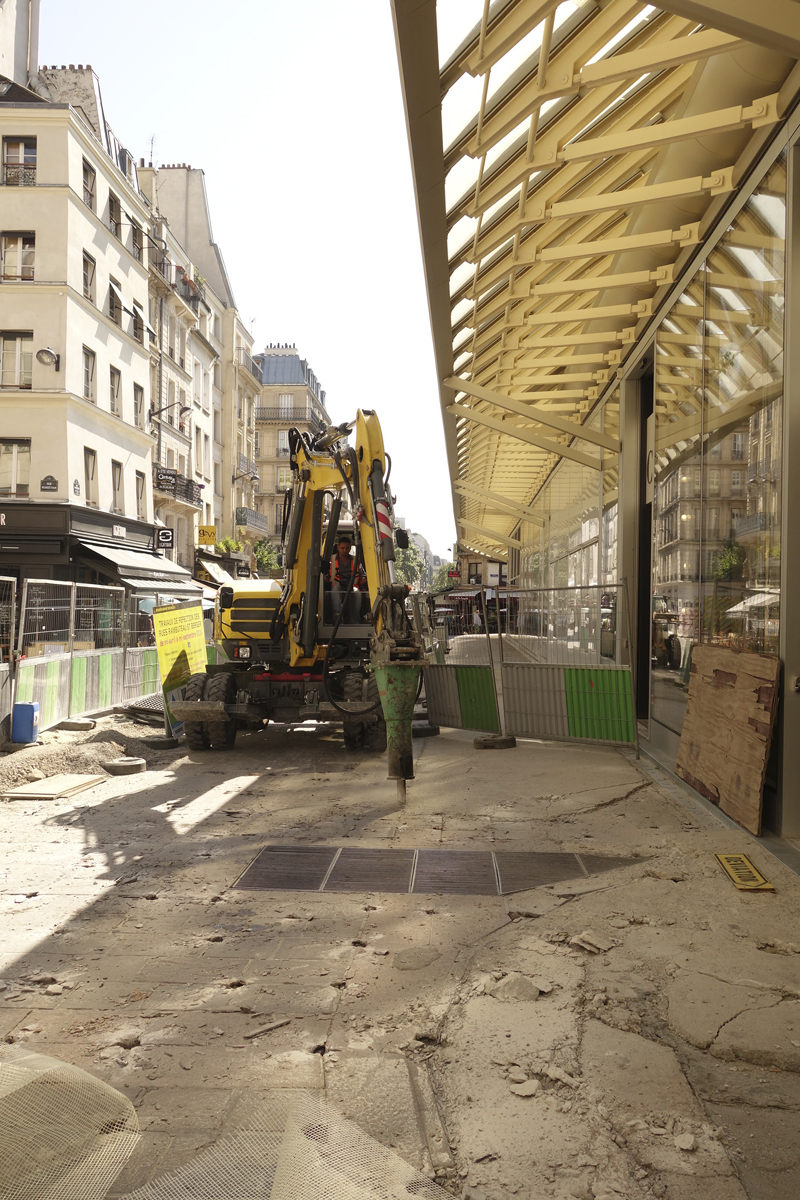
xmin=497 ymin=585 xmax=631 ymax=668
xmin=17 ymin=581 xmax=73 ymax=657
xmin=73 ymin=585 xmax=125 ymax=650
xmin=17 ymin=582 xmax=126 ymax=656
xmin=0 ymin=576 xmax=15 ymax=664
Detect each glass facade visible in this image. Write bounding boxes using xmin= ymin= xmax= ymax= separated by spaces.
xmin=518 ymin=391 xmax=619 ymax=592
xmin=651 ymin=154 xmax=785 ymax=736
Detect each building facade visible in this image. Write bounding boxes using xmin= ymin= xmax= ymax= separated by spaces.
xmin=0 ymin=66 xmax=172 ymax=589
xmin=252 ymin=345 xmax=331 ymax=552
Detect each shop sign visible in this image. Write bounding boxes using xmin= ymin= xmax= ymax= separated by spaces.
xmin=40 ymin=476 xmax=58 ymax=492
xmin=157 ymin=528 xmax=174 ymax=549
xmin=447 ymin=570 xmax=460 ymax=578
xmin=155 ymin=466 xmax=178 ymax=494
xmin=236 ymin=564 xmax=251 ymax=577
xmin=197 ymin=525 xmax=217 ymax=546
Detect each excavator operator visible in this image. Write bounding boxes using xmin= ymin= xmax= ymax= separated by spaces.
xmin=328 ymin=534 xmax=367 ymax=621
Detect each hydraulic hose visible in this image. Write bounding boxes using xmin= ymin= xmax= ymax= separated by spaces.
xmin=321 ymin=544 xmax=382 ymax=717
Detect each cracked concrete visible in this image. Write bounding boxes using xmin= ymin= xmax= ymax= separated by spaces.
xmin=2 ymin=718 xmax=800 ymax=1199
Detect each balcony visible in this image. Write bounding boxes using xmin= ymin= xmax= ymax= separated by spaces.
xmin=235 ymin=506 xmax=270 ymax=535
xmin=255 ymin=405 xmax=326 ymax=427
xmin=237 ymin=347 xmax=261 ymax=384
xmin=734 ymin=512 xmax=771 ymax=538
xmin=152 ymin=465 xmax=204 ymax=508
xmin=237 ymin=453 xmax=259 ymax=477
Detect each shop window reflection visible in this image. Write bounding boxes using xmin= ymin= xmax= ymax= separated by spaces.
xmin=651 ymin=153 xmax=785 ymax=738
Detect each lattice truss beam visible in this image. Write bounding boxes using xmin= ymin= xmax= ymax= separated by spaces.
xmin=429 ymin=0 xmax=798 ymax=560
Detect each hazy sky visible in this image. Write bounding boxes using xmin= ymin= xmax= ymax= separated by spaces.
xmin=40 ymin=1 xmax=457 ymax=560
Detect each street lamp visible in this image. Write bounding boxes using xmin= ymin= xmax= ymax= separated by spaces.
xmin=36 ymin=346 xmax=60 ymax=371
xmin=150 ymin=402 xmax=191 ymax=421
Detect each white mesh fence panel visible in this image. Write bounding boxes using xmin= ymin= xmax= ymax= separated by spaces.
xmin=0 ymin=1046 xmax=140 ymax=1200
xmin=120 ymin=1090 xmax=449 ymax=1200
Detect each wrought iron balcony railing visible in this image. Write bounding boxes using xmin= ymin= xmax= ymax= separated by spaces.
xmin=235 ymin=506 xmax=269 ymax=534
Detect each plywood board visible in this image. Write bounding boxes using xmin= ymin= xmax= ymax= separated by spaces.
xmin=676 ymin=645 xmax=779 ymax=835
xmin=1 ymin=773 xmax=106 ymax=800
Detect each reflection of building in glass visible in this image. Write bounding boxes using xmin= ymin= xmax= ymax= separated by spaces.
xmin=651 ymin=153 xmax=785 ymax=738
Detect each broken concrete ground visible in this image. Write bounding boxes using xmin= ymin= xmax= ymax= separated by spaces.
xmin=2 ymin=718 xmax=799 ymax=1199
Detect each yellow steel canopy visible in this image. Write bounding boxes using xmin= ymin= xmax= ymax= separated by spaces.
xmin=392 ymin=0 xmax=800 ymax=560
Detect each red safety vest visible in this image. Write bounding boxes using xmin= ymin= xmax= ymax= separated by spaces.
xmin=331 ymin=552 xmax=364 ymax=589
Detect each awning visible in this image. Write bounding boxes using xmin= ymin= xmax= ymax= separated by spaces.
xmin=725 ymin=591 xmax=781 ymax=615
xmin=197 ymin=558 xmax=234 ymax=585
xmin=121 ymin=577 xmax=202 ymax=597
xmin=77 ymin=540 xmax=192 ymax=581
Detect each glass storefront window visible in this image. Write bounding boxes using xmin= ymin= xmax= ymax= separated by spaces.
xmin=651 ymin=153 xmax=785 ymax=737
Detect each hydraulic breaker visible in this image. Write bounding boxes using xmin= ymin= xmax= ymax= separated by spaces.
xmin=373 ymin=661 xmax=421 ymax=782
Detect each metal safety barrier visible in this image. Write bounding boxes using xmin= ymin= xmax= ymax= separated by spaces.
xmin=423 ymin=584 xmax=637 ymax=750
xmin=0 ymin=576 xmax=16 ymax=740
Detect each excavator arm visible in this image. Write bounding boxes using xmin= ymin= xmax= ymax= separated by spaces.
xmin=276 ymin=410 xmax=425 ymax=783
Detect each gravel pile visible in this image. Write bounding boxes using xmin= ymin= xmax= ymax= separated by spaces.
xmin=0 ymin=715 xmax=178 ymax=794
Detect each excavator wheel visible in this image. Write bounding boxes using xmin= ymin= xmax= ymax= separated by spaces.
xmin=183 ymin=672 xmax=210 ymax=751
xmin=342 ymin=672 xmax=386 ymax=753
xmin=342 ymin=671 xmax=365 ymax=750
xmin=206 ymin=671 xmax=238 ymax=750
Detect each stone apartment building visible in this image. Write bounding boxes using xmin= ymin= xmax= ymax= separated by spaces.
xmin=146 ymin=167 xmax=262 ymax=550
xmin=0 ymin=63 xmax=170 ymax=587
xmin=252 ymin=345 xmax=331 ymax=552
xmin=0 ymin=10 xmax=262 ymax=595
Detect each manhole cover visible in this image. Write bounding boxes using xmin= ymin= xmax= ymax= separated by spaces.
xmin=234 ymin=846 xmax=635 ymax=895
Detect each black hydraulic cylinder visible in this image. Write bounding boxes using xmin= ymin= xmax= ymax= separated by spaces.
xmin=283 ymin=488 xmax=306 ymax=569
xmin=321 ymin=496 xmax=343 ymax=568
xmin=301 ymin=489 xmax=325 ymax=656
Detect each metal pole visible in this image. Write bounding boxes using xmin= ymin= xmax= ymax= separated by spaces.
xmin=480 ymin=585 xmax=503 ymax=734
xmin=16 ymin=580 xmax=28 ymax=656
xmin=621 ymin=579 xmax=640 ymax=759
xmin=67 ymin=583 xmax=76 ymax=655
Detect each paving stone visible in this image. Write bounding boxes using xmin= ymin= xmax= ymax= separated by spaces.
xmin=325 ymin=1053 xmax=426 ymax=1170
xmin=667 ymin=973 xmax=780 ymax=1049
xmin=711 ymin=999 xmax=800 ymax=1071
xmin=135 ymin=1086 xmax=235 ymax=1133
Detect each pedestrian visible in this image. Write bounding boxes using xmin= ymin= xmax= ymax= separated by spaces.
xmin=473 ymin=608 xmax=482 ymax=633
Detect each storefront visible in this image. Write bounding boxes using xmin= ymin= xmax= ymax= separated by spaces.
xmin=0 ymin=503 xmax=202 ymax=636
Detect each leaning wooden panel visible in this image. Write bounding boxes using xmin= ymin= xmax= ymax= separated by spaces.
xmin=675 ymin=645 xmax=780 ymax=835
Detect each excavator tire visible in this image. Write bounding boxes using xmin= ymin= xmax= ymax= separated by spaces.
xmin=342 ymin=672 xmax=386 ymax=753
xmin=183 ymin=672 xmax=210 ymax=751
xmin=342 ymin=671 xmax=365 ymax=751
xmin=206 ymin=671 xmax=238 ymax=750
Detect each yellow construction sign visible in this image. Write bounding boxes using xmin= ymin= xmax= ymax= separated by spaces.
xmin=715 ymin=853 xmax=775 ymax=892
xmin=197 ymin=525 xmax=217 ymax=546
xmin=153 ymin=601 xmax=207 ymax=737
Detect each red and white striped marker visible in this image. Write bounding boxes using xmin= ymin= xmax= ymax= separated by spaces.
xmin=375 ymin=498 xmax=393 ymax=544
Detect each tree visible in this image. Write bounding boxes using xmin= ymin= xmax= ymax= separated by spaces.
xmin=253 ymin=539 xmax=280 ymax=575
xmin=394 ymin=541 xmax=426 ymax=588
xmin=431 ymin=561 xmax=457 ymax=593
xmin=714 ymin=538 xmax=747 ymax=582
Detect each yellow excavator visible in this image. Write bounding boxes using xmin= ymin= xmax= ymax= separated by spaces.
xmin=171 ymin=410 xmax=425 ymax=786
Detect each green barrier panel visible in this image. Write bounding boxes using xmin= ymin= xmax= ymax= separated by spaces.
xmin=98 ymin=653 xmax=112 ymax=709
xmin=142 ymin=648 xmax=159 ymax=695
xmin=43 ymin=659 xmax=61 ymax=729
xmin=70 ymin=655 xmax=87 ymax=715
xmin=15 ymin=664 xmax=34 ymax=703
xmin=455 ymin=666 xmax=499 ymax=733
xmin=564 ymin=668 xmax=635 ymax=743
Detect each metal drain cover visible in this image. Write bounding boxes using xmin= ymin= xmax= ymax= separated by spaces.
xmin=234 ymin=846 xmax=635 ymax=895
